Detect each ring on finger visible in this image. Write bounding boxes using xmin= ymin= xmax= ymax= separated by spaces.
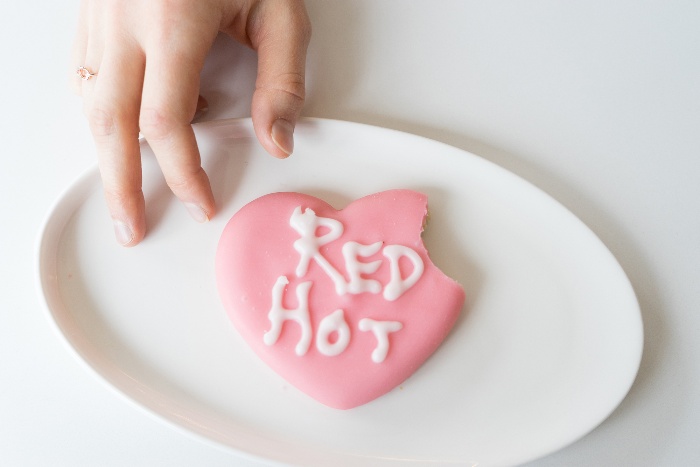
xmin=76 ymin=66 xmax=98 ymax=80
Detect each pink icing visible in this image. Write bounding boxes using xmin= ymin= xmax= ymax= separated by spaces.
xmin=216 ymin=190 xmax=465 ymax=409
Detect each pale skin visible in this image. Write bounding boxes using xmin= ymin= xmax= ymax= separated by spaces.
xmin=73 ymin=0 xmax=311 ymax=246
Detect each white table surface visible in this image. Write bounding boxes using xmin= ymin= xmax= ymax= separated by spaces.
xmin=1 ymin=1 xmax=699 ymax=465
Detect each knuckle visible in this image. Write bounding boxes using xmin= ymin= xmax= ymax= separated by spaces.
xmin=88 ymin=107 xmax=117 ymax=137
xmin=166 ymin=166 xmax=206 ymax=193
xmin=139 ymin=107 xmax=178 ymax=141
xmin=257 ymin=73 xmax=306 ymax=103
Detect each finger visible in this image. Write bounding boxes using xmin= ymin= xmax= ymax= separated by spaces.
xmin=140 ymin=50 xmax=216 ymax=223
xmin=88 ymin=41 xmax=147 ymax=246
xmin=245 ymin=0 xmax=311 ymax=158
xmin=78 ymin=1 xmax=107 ymax=107
xmin=71 ymin=0 xmax=89 ymax=95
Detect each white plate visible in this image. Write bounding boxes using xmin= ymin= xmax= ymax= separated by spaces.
xmin=36 ymin=118 xmax=642 ymax=466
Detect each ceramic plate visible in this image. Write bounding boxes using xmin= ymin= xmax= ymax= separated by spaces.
xmin=36 ymin=118 xmax=642 ymax=466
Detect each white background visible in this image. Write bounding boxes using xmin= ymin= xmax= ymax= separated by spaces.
xmin=1 ymin=1 xmax=698 ymax=465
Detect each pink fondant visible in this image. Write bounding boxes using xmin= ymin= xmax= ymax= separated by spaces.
xmin=216 ymin=190 xmax=465 ymax=409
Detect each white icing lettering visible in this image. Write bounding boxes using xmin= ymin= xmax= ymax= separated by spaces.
xmin=358 ymin=318 xmax=403 ymax=363
xmin=263 ymin=276 xmax=312 ymax=356
xmin=290 ymin=206 xmax=347 ymax=294
xmin=382 ymin=245 xmax=424 ymax=301
xmin=316 ymin=309 xmax=351 ymax=356
xmin=267 ymin=207 xmax=426 ymax=361
xmin=342 ymin=241 xmax=383 ymax=295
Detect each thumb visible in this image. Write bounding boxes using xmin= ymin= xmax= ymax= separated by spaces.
xmin=246 ymin=0 xmax=311 ymax=158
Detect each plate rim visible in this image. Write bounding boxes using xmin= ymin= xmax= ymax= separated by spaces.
xmin=35 ymin=117 xmax=644 ymax=466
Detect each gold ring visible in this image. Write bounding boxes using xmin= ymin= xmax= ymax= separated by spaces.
xmin=76 ymin=66 xmax=98 ymax=81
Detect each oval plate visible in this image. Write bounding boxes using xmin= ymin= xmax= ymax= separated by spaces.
xmin=36 ymin=118 xmax=642 ymax=466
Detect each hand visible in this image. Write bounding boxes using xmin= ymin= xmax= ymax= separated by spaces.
xmin=72 ymin=0 xmax=311 ymax=246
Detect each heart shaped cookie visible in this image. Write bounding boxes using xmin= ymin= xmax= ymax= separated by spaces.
xmin=216 ymin=190 xmax=465 ymax=409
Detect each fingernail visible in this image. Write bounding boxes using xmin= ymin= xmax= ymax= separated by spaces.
xmin=113 ymin=220 xmax=134 ymax=246
xmin=271 ymin=119 xmax=294 ymax=156
xmin=185 ymin=203 xmax=209 ymax=223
